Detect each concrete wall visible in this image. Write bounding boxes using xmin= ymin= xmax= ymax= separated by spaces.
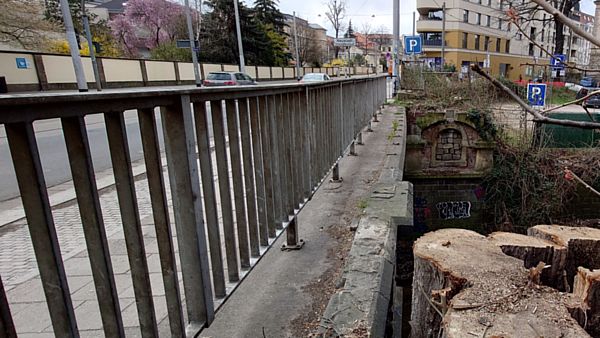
xmin=257 ymin=66 xmax=270 ymax=79
xmin=0 ymin=53 xmax=38 ymax=85
xmin=145 ymin=61 xmax=176 ymax=81
xmin=203 ymin=63 xmax=222 ymax=75
xmin=0 ymin=50 xmax=371 ymax=92
xmin=43 ymin=55 xmax=95 ymax=83
xmin=284 ymin=67 xmax=294 ymax=79
xmin=271 ymin=67 xmax=283 ymax=79
xmin=178 ymin=62 xmax=197 ymax=81
xmin=103 ymin=59 xmax=143 ymax=82
xmin=222 ymin=64 xmax=239 ymax=72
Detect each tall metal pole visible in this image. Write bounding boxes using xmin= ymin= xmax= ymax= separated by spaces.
xmin=412 ymin=11 xmax=416 ymax=36
xmin=293 ymin=12 xmax=301 ymax=80
xmin=392 ymin=0 xmax=400 ymax=94
xmin=233 ymin=0 xmax=246 ymax=73
xmin=441 ymin=2 xmax=446 ymax=71
xmin=60 ymin=0 xmax=87 ymax=91
xmin=184 ymin=0 xmax=202 ymax=86
xmin=81 ymin=0 xmax=101 ymax=91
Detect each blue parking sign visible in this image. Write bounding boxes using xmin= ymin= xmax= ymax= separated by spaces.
xmin=15 ymin=57 xmax=28 ymax=69
xmin=527 ymin=83 xmax=546 ymax=107
xmin=551 ymin=54 xmax=566 ymax=70
xmin=404 ymin=36 xmax=422 ymax=55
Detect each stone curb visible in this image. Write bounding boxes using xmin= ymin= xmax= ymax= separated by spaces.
xmin=318 ymin=106 xmax=413 ymax=337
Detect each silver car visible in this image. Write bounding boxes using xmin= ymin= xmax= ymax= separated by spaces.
xmin=203 ymin=72 xmax=257 ymax=86
xmin=300 ymin=73 xmax=331 ymax=83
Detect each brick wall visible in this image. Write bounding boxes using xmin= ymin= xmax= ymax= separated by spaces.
xmin=410 ymin=177 xmax=487 ymax=234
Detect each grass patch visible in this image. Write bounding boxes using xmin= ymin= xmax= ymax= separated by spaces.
xmin=548 ymin=86 xmax=576 ymax=105
xmin=357 ymin=199 xmax=368 ymax=210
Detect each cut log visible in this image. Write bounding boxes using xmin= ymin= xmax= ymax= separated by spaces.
xmin=567 ymin=267 xmax=600 ymax=337
xmin=528 ymin=225 xmax=600 ymax=288
xmin=411 ymin=228 xmax=589 ymax=338
xmin=489 ymin=232 xmax=568 ymax=291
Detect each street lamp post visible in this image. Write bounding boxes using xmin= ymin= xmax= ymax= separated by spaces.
xmin=293 ymin=12 xmax=301 ymax=80
xmin=184 ymin=0 xmax=202 ymax=86
xmin=60 ymin=0 xmax=87 ymax=92
xmin=233 ymin=0 xmax=246 ymax=73
xmin=81 ymin=0 xmax=102 ymax=91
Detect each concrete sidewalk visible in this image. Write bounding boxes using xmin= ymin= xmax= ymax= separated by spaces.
xmin=0 ymin=104 xmax=398 ymax=337
xmin=200 ymin=107 xmax=398 ymax=337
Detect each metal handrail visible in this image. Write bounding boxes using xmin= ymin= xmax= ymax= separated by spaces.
xmin=0 ymin=75 xmax=387 ymax=337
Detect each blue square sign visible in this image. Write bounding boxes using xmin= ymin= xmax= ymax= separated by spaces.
xmin=404 ymin=36 xmax=422 ymax=55
xmin=16 ymin=57 xmax=28 ymax=69
xmin=551 ymin=54 xmax=566 ymax=70
xmin=527 ymin=83 xmax=546 ymax=107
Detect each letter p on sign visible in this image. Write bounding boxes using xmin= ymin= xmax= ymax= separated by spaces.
xmin=527 ymin=83 xmax=546 ymax=107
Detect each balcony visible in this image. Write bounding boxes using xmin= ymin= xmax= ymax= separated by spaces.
xmin=417 ymin=19 xmax=443 ymax=32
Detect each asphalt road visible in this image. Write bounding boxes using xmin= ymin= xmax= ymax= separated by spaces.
xmin=0 ymin=111 xmax=164 ymax=201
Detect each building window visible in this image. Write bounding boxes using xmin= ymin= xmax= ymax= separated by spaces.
xmin=539 ymin=48 xmax=543 ymax=57
xmin=487 ymin=0 xmax=491 ymax=5
xmin=505 ymin=40 xmax=510 ymax=53
xmin=463 ymin=10 xmax=469 ymax=22
xmin=529 ymin=43 xmax=534 ymax=56
xmin=516 ymin=33 xmax=522 ymax=40
xmin=476 ymin=13 xmax=481 ymax=25
xmin=496 ymin=38 xmax=501 ymax=52
xmin=475 ymin=34 xmax=480 ymax=50
xmin=486 ymin=15 xmax=491 ymax=27
xmin=462 ymin=32 xmax=468 ymax=49
xmin=484 ymin=36 xmax=490 ymax=50
xmin=498 ymin=18 xmax=503 ymax=30
xmin=500 ymin=0 xmax=504 ymax=10
xmin=541 ymin=29 xmax=545 ymax=42
xmin=530 ymin=27 xmax=536 ymax=41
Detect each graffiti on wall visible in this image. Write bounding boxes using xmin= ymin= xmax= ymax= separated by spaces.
xmin=436 ymin=201 xmax=471 ymax=220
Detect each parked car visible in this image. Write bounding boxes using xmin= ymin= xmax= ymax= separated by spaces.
xmin=300 ymin=73 xmax=331 ymax=83
xmin=584 ymin=93 xmax=600 ymax=108
xmin=202 ymin=72 xmax=257 ymax=86
xmin=580 ymin=76 xmax=597 ymax=88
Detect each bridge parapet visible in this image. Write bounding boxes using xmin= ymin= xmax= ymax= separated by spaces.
xmin=0 ymin=76 xmax=386 ymax=337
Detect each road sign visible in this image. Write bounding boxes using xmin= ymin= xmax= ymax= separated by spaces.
xmin=15 ymin=57 xmax=28 ymax=69
xmin=527 ymin=83 xmax=547 ymax=107
xmin=334 ymin=38 xmax=356 ymax=47
xmin=404 ymin=36 xmax=422 ymax=55
xmin=551 ymin=54 xmax=566 ymax=70
xmin=176 ymin=40 xmax=199 ymax=48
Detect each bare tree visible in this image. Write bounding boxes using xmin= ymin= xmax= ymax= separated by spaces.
xmin=360 ymin=22 xmax=372 ymax=66
xmin=291 ymin=22 xmax=322 ymax=67
xmin=0 ymin=0 xmax=58 ymax=49
xmin=324 ymin=0 xmax=345 ymax=58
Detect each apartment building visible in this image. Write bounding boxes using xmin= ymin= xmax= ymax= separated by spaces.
xmin=564 ymin=10 xmax=594 ymax=67
xmin=416 ymin=0 xmax=554 ymax=81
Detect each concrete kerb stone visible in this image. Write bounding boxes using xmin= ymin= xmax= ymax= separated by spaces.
xmin=318 ymin=104 xmax=413 ymax=337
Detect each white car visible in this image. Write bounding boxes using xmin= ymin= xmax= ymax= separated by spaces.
xmin=300 ymin=73 xmax=331 ymax=83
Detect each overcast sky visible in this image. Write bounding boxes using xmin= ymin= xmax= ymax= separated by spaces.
xmin=240 ymin=0 xmax=597 ymax=37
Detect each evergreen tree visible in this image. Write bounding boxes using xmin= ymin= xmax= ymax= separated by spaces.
xmin=344 ymin=20 xmax=355 ymax=38
xmin=200 ymin=0 xmax=272 ymax=66
xmin=253 ymin=0 xmax=286 ymax=33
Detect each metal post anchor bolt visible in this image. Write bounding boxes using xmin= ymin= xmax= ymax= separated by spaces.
xmin=281 ymin=218 xmax=305 ymax=251
xmin=356 ymin=132 xmax=364 ymax=145
xmin=330 ymin=162 xmax=343 ymax=183
xmin=349 ymin=141 xmax=357 ymax=156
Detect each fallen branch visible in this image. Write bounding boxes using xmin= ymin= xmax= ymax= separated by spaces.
xmin=470 ymin=63 xmax=600 ymax=129
xmin=542 ymin=90 xmax=600 ymax=118
xmin=564 ymin=168 xmax=600 ymax=198
xmin=531 ymin=0 xmax=600 ymax=49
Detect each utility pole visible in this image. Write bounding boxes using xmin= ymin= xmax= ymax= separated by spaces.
xmin=60 ymin=0 xmax=87 ymax=91
xmin=184 ymin=0 xmax=202 ymax=86
xmin=81 ymin=0 xmax=101 ymax=91
xmin=233 ymin=0 xmax=246 ymax=73
xmin=392 ymin=0 xmax=400 ymax=94
xmin=441 ymin=2 xmax=446 ymax=71
xmin=412 ymin=11 xmax=416 ymax=36
xmin=293 ymin=12 xmax=301 ymax=80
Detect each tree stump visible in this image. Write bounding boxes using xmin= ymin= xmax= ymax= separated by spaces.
xmin=567 ymin=267 xmax=600 ymax=337
xmin=489 ymin=232 xmax=568 ymax=290
xmin=411 ymin=228 xmax=589 ymax=338
xmin=528 ymin=225 xmax=600 ymax=289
